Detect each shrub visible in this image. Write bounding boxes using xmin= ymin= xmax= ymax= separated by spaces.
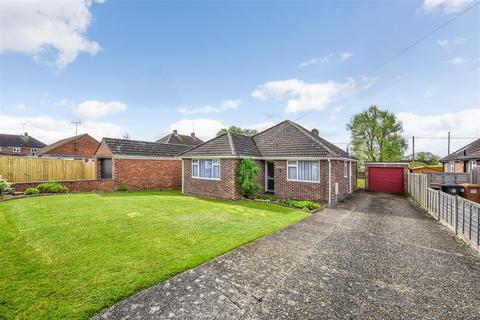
xmin=236 ymin=158 xmax=261 ymax=197
xmin=37 ymin=182 xmax=69 ymax=194
xmin=283 ymin=199 xmax=319 ymax=211
xmin=0 ymin=176 xmax=12 ymax=193
xmin=256 ymin=194 xmax=274 ymax=201
xmin=24 ymin=187 xmax=40 ymax=195
xmin=117 ymin=185 xmax=128 ymax=192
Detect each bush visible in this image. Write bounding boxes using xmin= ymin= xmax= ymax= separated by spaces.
xmin=24 ymin=187 xmax=40 ymax=195
xmin=236 ymin=158 xmax=261 ymax=197
xmin=36 ymin=182 xmax=69 ymax=194
xmin=117 ymin=185 xmax=128 ymax=192
xmin=0 ymin=176 xmax=12 ymax=193
xmin=256 ymin=194 xmax=274 ymax=201
xmin=283 ymin=199 xmax=320 ymax=211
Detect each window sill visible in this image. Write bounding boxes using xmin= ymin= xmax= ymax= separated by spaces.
xmin=287 ymin=179 xmax=320 ymax=184
xmin=192 ymin=176 xmax=221 ymax=181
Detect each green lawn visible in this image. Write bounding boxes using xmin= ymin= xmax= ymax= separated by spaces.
xmin=0 ymin=190 xmax=308 ymax=319
xmin=357 ymin=178 xmax=365 ymax=189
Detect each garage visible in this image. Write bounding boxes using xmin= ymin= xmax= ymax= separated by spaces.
xmin=365 ymin=162 xmax=409 ymax=194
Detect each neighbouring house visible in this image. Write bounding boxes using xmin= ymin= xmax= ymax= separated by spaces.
xmin=364 ymin=162 xmax=410 ymax=194
xmin=440 ymin=138 xmax=480 ymax=173
xmin=95 ymin=138 xmax=191 ymax=190
xmin=36 ymin=134 xmax=100 ymax=159
xmin=178 ymin=120 xmax=357 ymax=203
xmin=157 ymin=130 xmax=203 ymax=146
xmin=0 ymin=133 xmax=46 ymax=156
xmin=410 ymin=166 xmax=443 ymax=174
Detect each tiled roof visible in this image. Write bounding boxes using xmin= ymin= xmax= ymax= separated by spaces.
xmin=156 ymin=132 xmax=203 ymax=146
xmin=103 ymin=138 xmax=191 ymax=158
xmin=0 ymin=133 xmax=46 ymax=148
xmin=440 ymin=138 xmax=480 ymax=162
xmin=179 ymin=120 xmax=353 ymax=159
xmin=36 ymin=134 xmax=98 ymax=155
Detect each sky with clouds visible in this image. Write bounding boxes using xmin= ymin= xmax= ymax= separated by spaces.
xmin=0 ymin=0 xmax=479 ymax=156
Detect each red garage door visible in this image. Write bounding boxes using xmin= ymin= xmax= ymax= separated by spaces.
xmin=368 ymin=167 xmax=404 ymax=194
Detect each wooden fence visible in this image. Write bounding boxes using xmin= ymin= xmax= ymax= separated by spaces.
xmin=0 ymin=155 xmax=96 ymax=183
xmin=408 ymin=173 xmax=479 ymax=252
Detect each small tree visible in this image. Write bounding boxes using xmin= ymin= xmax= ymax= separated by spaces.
xmin=217 ymin=126 xmax=258 ymax=137
xmin=237 ymin=158 xmax=261 ymax=197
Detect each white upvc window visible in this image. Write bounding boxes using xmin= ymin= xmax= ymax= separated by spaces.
xmin=287 ymin=160 xmax=320 ymax=182
xmin=470 ymin=160 xmax=478 ymax=171
xmin=31 ymin=148 xmax=38 ymax=153
xmin=449 ymin=161 xmax=455 ymax=173
xmin=344 ymin=161 xmax=348 ymax=178
xmin=12 ymin=147 xmax=21 ymax=153
xmin=192 ymin=159 xmax=220 ymax=180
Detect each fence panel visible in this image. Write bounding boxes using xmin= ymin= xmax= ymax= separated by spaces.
xmin=0 ymin=155 xmax=96 ymax=183
xmin=408 ymin=173 xmax=480 ymax=252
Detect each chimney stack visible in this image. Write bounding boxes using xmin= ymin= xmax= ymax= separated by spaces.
xmin=24 ymin=132 xmax=28 ymax=136
xmin=191 ymin=132 xmax=196 ymax=137
xmin=311 ymin=128 xmax=319 ymax=135
xmin=173 ymin=129 xmax=178 ymax=135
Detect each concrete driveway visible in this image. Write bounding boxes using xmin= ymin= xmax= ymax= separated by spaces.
xmin=95 ymin=191 xmax=480 ymax=319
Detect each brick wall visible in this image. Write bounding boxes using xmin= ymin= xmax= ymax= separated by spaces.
xmin=183 ymin=159 xmax=241 ymax=200
xmin=13 ymin=179 xmax=114 ymax=192
xmin=114 ymin=158 xmax=182 ymax=190
xmin=43 ymin=135 xmax=99 ymax=158
xmin=0 ymin=146 xmax=34 ymax=156
xmin=455 ymin=161 xmax=464 ymax=173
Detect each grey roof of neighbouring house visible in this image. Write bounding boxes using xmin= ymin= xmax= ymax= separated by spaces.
xmin=440 ymin=138 xmax=480 ymax=162
xmin=179 ymin=120 xmax=353 ymax=159
xmin=156 ymin=131 xmax=203 ymax=146
xmin=103 ymin=138 xmax=191 ymax=158
xmin=0 ymin=133 xmax=46 ymax=148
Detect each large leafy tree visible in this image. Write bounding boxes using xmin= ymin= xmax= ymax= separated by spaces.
xmin=407 ymin=152 xmax=440 ymax=165
xmin=347 ymin=105 xmax=407 ymax=162
xmin=217 ymin=126 xmax=258 ymax=137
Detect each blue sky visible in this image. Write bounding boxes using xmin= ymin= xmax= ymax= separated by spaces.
xmin=1 ymin=0 xmax=479 ymax=156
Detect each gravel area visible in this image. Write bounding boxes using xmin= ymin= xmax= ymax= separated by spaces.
xmin=94 ymin=191 xmax=480 ymax=320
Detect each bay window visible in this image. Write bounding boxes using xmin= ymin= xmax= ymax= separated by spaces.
xmin=287 ymin=160 xmax=320 ymax=182
xmin=192 ymin=159 xmax=220 ymax=179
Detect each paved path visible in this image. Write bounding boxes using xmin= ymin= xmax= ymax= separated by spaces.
xmin=95 ymin=192 xmax=480 ymax=319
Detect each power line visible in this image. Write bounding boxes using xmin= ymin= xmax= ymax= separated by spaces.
xmin=295 ymin=1 xmax=480 ymax=123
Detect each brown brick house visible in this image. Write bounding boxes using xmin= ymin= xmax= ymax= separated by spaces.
xmin=0 ymin=133 xmax=46 ymax=156
xmin=36 ymin=134 xmax=99 ymax=159
xmin=440 ymin=138 xmax=480 ymax=173
xmin=95 ymin=138 xmax=191 ymax=190
xmin=179 ymin=120 xmax=357 ymax=203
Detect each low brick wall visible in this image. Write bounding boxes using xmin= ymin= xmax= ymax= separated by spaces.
xmin=13 ymin=179 xmax=114 ymax=192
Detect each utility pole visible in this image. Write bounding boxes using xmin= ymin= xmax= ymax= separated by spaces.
xmin=71 ymin=121 xmax=81 ymax=151
xmin=412 ymin=136 xmax=415 ymax=161
xmin=447 ymin=131 xmax=451 ymax=155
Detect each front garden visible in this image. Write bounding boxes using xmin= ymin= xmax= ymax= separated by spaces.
xmin=0 ymin=190 xmax=308 ymax=319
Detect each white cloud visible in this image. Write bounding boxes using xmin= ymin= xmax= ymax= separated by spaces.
xmin=329 ymin=106 xmax=344 ymax=119
xmin=338 ymin=52 xmax=353 ymax=62
xmin=0 ymin=0 xmax=104 ymax=70
xmin=251 ymin=78 xmax=356 ymax=113
xmin=168 ymin=119 xmax=225 ymax=141
xmin=445 ymin=57 xmax=466 ymax=65
xmin=397 ymin=108 xmax=480 ymax=156
xmin=0 ymin=114 xmax=126 ymax=144
xmin=56 ymin=99 xmax=75 ymax=108
xmin=74 ymin=100 xmax=127 ymax=120
xmin=298 ymin=52 xmax=352 ymax=68
xmin=360 ymin=76 xmax=379 ymax=90
xmin=178 ymin=99 xmax=241 ymax=115
xmin=437 ymin=37 xmax=467 ymax=47
xmin=422 ymin=0 xmax=474 ymax=14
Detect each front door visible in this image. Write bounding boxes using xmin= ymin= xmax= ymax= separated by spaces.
xmin=266 ymin=161 xmax=274 ymax=192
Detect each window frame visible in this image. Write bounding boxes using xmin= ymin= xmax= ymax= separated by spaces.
xmin=192 ymin=159 xmax=221 ymax=180
xmin=287 ymin=160 xmax=320 ymax=183
xmin=344 ymin=161 xmax=348 ymax=178
xmin=470 ymin=160 xmax=478 ymax=171
xmin=12 ymin=147 xmax=21 ymax=153
xmin=449 ymin=161 xmax=455 ymax=172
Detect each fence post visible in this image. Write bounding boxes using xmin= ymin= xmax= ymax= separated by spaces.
xmin=437 ymin=190 xmax=440 ymax=220
xmin=454 ymin=196 xmax=458 ymax=235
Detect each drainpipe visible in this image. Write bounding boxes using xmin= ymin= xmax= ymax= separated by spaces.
xmin=328 ymin=159 xmax=331 ymax=205
xmin=181 ymin=159 xmax=184 ymax=194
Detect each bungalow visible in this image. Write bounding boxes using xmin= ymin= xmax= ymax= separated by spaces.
xmin=178 ymin=120 xmax=357 ymax=203
xmin=36 ymin=133 xmax=100 ymax=159
xmin=95 ymin=138 xmax=191 ymax=190
xmin=440 ymin=138 xmax=480 ymax=173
